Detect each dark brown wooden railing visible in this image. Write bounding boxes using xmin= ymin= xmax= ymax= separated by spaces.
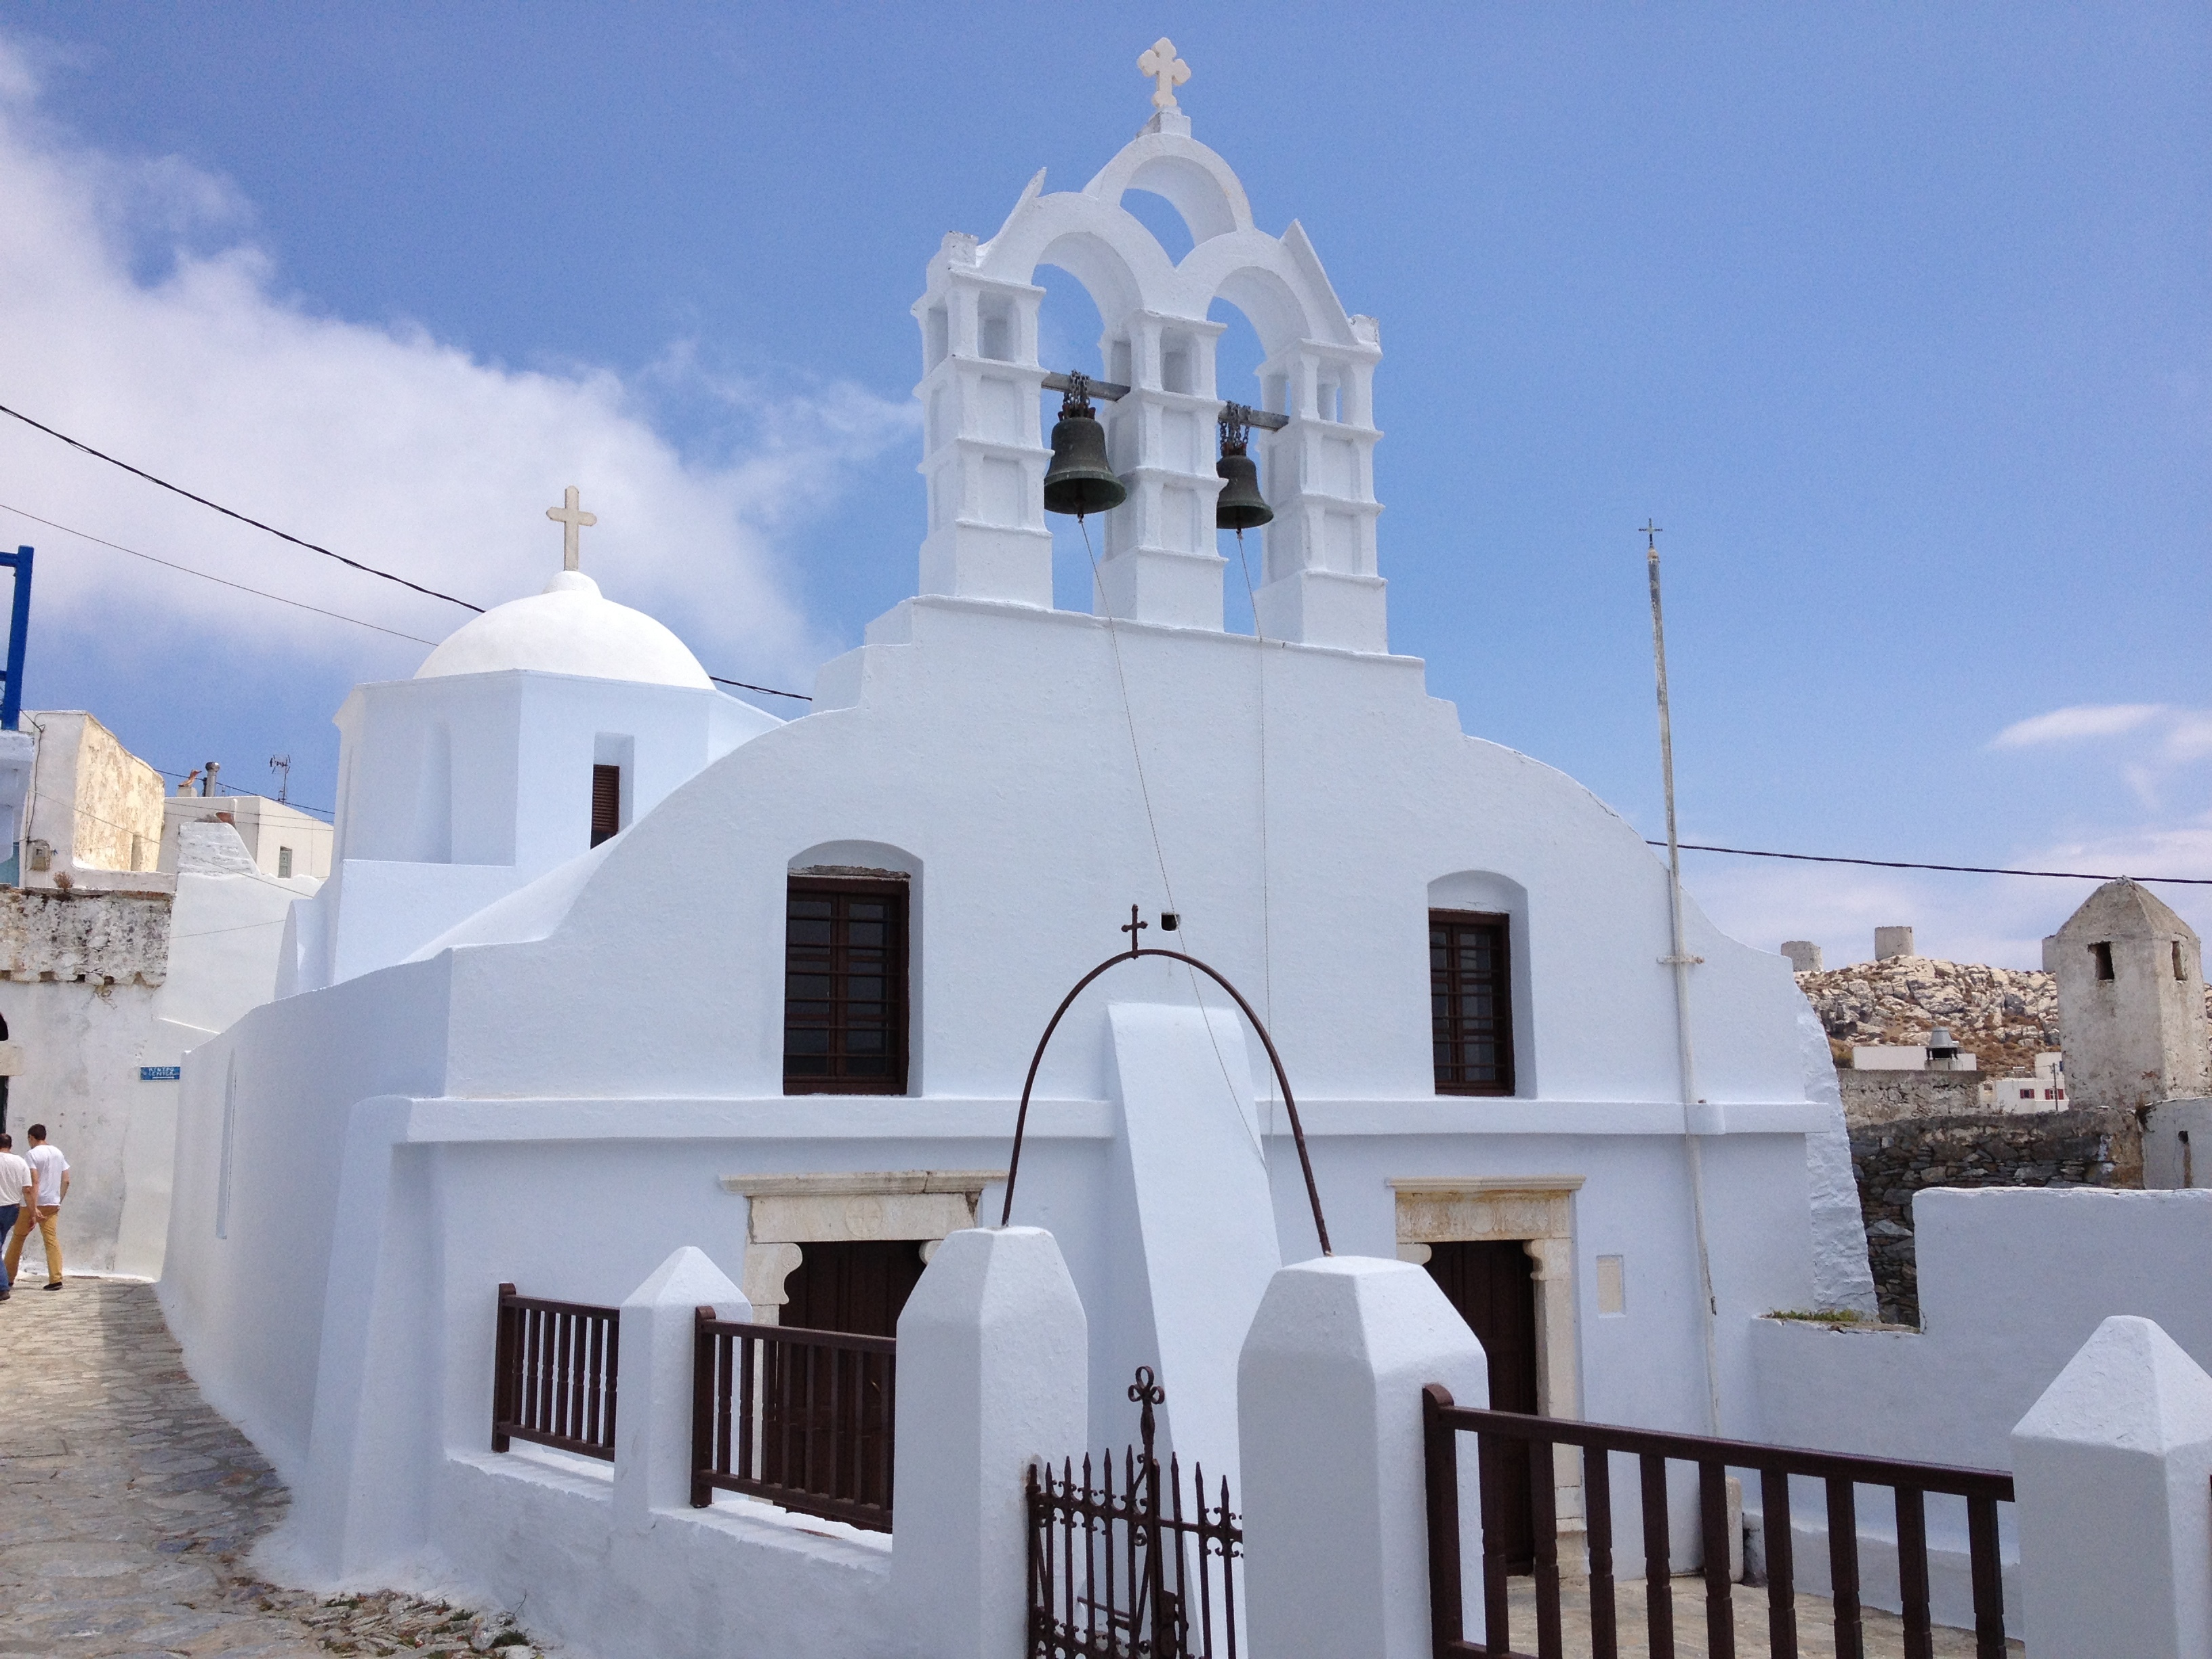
xmin=690 ymin=1314 xmax=897 ymax=1532
xmin=1423 ymin=1387 xmax=2014 ymax=1659
xmin=491 ymin=1284 xmax=619 ymax=1461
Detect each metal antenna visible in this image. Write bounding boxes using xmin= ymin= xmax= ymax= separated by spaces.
xmin=1645 ymin=521 xmax=1723 ymax=1437
xmin=268 ymin=754 xmax=291 ymax=803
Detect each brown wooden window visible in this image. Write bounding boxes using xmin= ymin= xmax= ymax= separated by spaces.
xmin=590 ymin=764 xmax=621 ymax=847
xmin=785 ymin=878 xmax=909 ymax=1094
xmin=1432 ymin=909 xmax=1515 ymax=1095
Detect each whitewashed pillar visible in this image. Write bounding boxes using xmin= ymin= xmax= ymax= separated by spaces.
xmin=912 ymin=237 xmax=1053 ymax=607
xmin=2012 ymin=1314 xmax=2212 ymax=1658
xmin=613 ymin=1246 xmax=749 ymax=1524
xmin=892 ymin=1226 xmax=1088 ymax=1659
xmin=1238 ymin=1256 xmax=1488 ymax=1659
xmin=1250 ymin=312 xmax=1387 ymax=653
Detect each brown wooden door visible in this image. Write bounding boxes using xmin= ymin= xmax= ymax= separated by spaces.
xmin=1425 ymin=1240 xmax=1541 ymax=1572
xmin=765 ymin=1241 xmax=926 ymax=1502
xmin=780 ymin=1240 xmax=927 ymax=1337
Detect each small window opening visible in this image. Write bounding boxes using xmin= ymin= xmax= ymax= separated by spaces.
xmin=785 ymin=877 xmax=910 ymax=1095
xmin=276 ymin=846 xmax=293 ymax=879
xmin=2091 ymin=941 xmax=2114 ymax=981
xmin=590 ymin=764 xmax=622 ymax=848
xmin=1431 ymin=909 xmax=1515 ymax=1095
xmin=978 ymin=299 xmax=1014 ymax=363
xmin=1162 ymin=340 xmax=1193 ymax=395
xmin=2175 ymin=941 xmax=2186 ymax=981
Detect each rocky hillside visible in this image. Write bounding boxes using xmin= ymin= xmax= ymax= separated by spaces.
xmin=1796 ymin=957 xmax=2058 ymax=1079
xmin=1796 ymin=954 xmax=2212 ymax=1080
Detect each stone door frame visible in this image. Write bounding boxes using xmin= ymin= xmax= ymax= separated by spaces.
xmin=1391 ymin=1175 xmax=1587 ymax=1571
xmin=718 ymin=1170 xmax=1004 ymax=1324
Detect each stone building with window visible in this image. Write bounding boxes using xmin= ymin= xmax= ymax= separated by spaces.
xmin=157 ymin=87 xmax=1870 ymax=1605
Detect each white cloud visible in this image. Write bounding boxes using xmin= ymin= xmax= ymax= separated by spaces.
xmin=1989 ymin=703 xmax=2169 ymax=750
xmin=0 ymin=39 xmax=911 ymax=695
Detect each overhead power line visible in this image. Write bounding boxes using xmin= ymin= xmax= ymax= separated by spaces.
xmin=0 ymin=502 xmax=441 ymax=647
xmin=0 ymin=399 xmax=485 ymax=613
xmin=1654 ymin=839 xmax=2212 ymax=887
xmin=0 ymin=419 xmax=814 ymax=700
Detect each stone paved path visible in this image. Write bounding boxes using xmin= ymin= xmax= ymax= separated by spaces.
xmin=1496 ymin=1572 xmax=2024 ymax=1656
xmin=0 ymin=1280 xmax=541 ymax=1658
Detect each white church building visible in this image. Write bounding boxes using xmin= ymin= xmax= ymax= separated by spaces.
xmin=159 ymin=59 xmax=1881 ymax=1650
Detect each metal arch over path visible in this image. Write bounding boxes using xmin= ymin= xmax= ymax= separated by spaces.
xmin=998 ymin=907 xmax=1332 ymax=1256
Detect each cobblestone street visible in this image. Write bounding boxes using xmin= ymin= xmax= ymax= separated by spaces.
xmin=0 ymin=1280 xmax=540 ymax=1658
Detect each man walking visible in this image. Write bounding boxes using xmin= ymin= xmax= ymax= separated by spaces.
xmin=3 ymin=1123 xmax=67 ymax=1290
xmin=0 ymin=1132 xmax=26 ymax=1301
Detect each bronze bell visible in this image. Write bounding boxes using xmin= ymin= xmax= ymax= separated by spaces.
xmin=1214 ymin=412 xmax=1273 ymax=531
xmin=1042 ymin=378 xmax=1126 ymax=518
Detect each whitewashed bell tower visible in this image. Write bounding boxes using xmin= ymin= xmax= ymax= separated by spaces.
xmin=910 ymin=41 xmax=1388 ymax=651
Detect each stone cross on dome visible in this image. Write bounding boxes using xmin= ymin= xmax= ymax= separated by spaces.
xmin=546 ymin=485 xmax=598 ymax=572
xmin=1137 ymin=37 xmax=1190 ymax=111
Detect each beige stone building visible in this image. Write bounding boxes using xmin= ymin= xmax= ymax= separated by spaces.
xmin=13 ymin=710 xmax=166 ymax=888
xmin=2044 ymin=879 xmax=2210 ymax=1115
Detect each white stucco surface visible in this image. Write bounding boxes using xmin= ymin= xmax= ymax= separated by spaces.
xmin=153 ymin=97 xmax=1870 ymax=1653
xmin=2013 ymin=1315 xmax=2212 ymax=1658
xmin=1752 ymin=1187 xmax=2212 ymax=1471
xmin=0 ymin=823 xmax=312 ymax=1279
xmin=279 ymin=651 xmax=778 ymax=994
xmin=893 ymin=1227 xmax=1088 ymax=1659
xmin=1240 ymin=1256 xmax=1488 ymax=1659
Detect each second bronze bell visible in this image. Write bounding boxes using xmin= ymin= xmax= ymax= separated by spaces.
xmin=1214 ymin=437 xmax=1272 ymax=532
xmin=1042 ymin=382 xmax=1127 ymax=518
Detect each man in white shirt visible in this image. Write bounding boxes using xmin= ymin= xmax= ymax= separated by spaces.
xmin=0 ymin=1132 xmax=28 ymax=1300
xmin=4 ymin=1122 xmax=68 ymax=1290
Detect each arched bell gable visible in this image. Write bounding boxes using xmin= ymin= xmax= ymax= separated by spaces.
xmin=911 ymin=109 xmax=1387 ymax=653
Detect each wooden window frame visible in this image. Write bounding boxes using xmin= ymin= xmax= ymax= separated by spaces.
xmin=1431 ymin=907 xmax=1516 ymax=1097
xmin=590 ymin=764 xmax=622 ymax=848
xmin=784 ymin=875 xmax=911 ymax=1097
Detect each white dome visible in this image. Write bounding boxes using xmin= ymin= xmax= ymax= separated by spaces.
xmin=414 ymin=571 xmax=713 ymax=689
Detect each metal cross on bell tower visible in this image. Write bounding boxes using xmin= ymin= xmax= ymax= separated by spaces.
xmin=546 ymin=486 xmax=598 ymax=572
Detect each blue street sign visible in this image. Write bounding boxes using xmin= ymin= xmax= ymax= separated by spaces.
xmin=139 ymin=1065 xmax=181 ymax=1081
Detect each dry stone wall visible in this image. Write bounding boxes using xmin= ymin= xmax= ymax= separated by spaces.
xmin=0 ymin=888 xmax=170 ymax=984
xmin=1851 ymin=1108 xmax=2142 ymax=1324
xmin=1837 ymin=1068 xmax=1986 ymax=1127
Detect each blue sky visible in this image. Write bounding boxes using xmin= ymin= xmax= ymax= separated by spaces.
xmin=0 ymin=5 xmax=2205 ymax=967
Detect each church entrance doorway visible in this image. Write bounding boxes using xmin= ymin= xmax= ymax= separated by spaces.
xmin=1424 ymin=1239 xmax=1542 ymax=1572
xmin=760 ymin=1240 xmax=925 ymax=1501
xmin=779 ymin=1239 xmax=928 ymax=1338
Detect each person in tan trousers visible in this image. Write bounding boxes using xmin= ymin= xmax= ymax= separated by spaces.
xmin=4 ymin=1123 xmax=67 ymax=1289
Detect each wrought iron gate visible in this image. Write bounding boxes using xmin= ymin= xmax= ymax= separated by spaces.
xmin=1026 ymin=1368 xmax=1242 ymax=1659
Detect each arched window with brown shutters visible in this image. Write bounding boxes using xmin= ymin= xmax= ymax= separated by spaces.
xmin=784 ymin=876 xmax=910 ymax=1095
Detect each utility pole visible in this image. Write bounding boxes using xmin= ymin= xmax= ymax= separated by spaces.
xmin=1645 ymin=520 xmax=1724 ymax=1437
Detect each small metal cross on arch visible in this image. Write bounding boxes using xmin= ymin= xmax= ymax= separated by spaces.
xmin=547 ymin=485 xmax=598 ymax=572
xmin=1121 ymin=903 xmax=1149 ymax=956
xmin=1138 ymin=38 xmax=1190 ymax=111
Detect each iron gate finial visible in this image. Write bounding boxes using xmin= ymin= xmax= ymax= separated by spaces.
xmin=1129 ymin=1364 xmax=1166 ymax=1465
